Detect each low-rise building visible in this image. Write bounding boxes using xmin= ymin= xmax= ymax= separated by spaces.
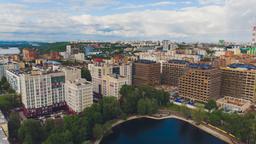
xmin=217 ymin=96 xmax=252 ymax=113
xmin=65 ymin=79 xmax=93 ymax=113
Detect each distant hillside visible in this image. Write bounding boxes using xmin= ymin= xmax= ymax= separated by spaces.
xmin=0 ymin=41 xmax=69 ymax=53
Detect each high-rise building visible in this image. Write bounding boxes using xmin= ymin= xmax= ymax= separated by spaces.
xmin=162 ymin=60 xmax=189 ymax=86
xmin=88 ymin=62 xmax=132 ymax=95
xmin=178 ymin=64 xmax=221 ymax=103
xmin=65 ymin=79 xmax=93 ymax=113
xmin=133 ymin=60 xmax=161 ymax=86
xmin=20 ymin=71 xmax=66 ymax=117
xmin=5 ymin=70 xmax=21 ymax=94
xmin=221 ymin=64 xmax=256 ymax=104
xmin=62 ymin=67 xmax=81 ymax=81
xmin=102 ymin=74 xmax=130 ymax=99
xmin=252 ymin=25 xmax=256 ymax=45
xmin=88 ymin=63 xmax=112 ymax=94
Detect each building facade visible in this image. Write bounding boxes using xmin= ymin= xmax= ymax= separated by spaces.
xmin=62 ymin=67 xmax=81 ymax=81
xmin=162 ymin=60 xmax=189 ymax=86
xmin=221 ymin=64 xmax=256 ymax=104
xmin=88 ymin=62 xmax=132 ymax=95
xmin=133 ymin=60 xmax=160 ymax=86
xmin=65 ymin=79 xmax=93 ymax=113
xmin=20 ymin=71 xmax=66 ymax=117
xmin=102 ymin=75 xmax=130 ymax=99
xmin=5 ymin=70 xmax=21 ymax=94
xmin=178 ymin=64 xmax=221 ymax=103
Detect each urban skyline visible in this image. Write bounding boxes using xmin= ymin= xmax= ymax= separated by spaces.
xmin=0 ymin=0 xmax=256 ymax=42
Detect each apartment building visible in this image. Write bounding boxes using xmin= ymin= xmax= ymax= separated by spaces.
xmin=88 ymin=62 xmax=132 ymax=95
xmin=178 ymin=64 xmax=221 ymax=103
xmin=62 ymin=67 xmax=81 ymax=81
xmin=5 ymin=70 xmax=21 ymax=94
xmin=221 ymin=64 xmax=256 ymax=104
xmin=65 ymin=79 xmax=93 ymax=113
xmin=20 ymin=71 xmax=66 ymax=117
xmin=133 ymin=60 xmax=160 ymax=86
xmin=102 ymin=74 xmax=130 ymax=99
xmin=162 ymin=60 xmax=189 ymax=86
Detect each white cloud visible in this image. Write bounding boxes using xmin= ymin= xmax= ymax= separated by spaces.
xmin=0 ymin=0 xmax=256 ymax=41
xmin=198 ymin=0 xmax=225 ymax=5
xmin=21 ymin=0 xmax=49 ymax=3
xmin=116 ymin=1 xmax=175 ymax=9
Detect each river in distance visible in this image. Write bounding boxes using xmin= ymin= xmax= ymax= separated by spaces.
xmin=100 ymin=118 xmax=227 ymax=144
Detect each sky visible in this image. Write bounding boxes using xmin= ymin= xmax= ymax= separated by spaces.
xmin=0 ymin=0 xmax=256 ymax=42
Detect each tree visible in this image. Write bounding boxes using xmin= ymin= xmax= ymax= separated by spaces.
xmin=137 ymin=98 xmax=158 ymax=115
xmin=18 ymin=119 xmax=46 ymax=144
xmin=43 ymin=130 xmax=73 ymax=144
xmin=120 ymin=85 xmax=139 ymax=114
xmin=205 ymin=99 xmax=217 ymax=111
xmin=8 ymin=112 xmax=20 ymax=143
xmin=100 ymin=97 xmax=121 ymax=121
xmin=81 ymin=68 xmax=92 ymax=81
xmin=92 ymin=124 xmax=104 ymax=140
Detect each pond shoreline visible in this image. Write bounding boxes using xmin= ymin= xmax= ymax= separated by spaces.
xmin=95 ymin=114 xmax=239 ymax=144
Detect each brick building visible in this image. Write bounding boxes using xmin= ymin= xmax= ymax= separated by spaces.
xmin=133 ymin=60 xmax=160 ymax=86
xmin=178 ymin=64 xmax=221 ymax=103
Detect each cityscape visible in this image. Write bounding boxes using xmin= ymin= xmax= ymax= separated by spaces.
xmin=1 ymin=0 xmax=256 ymax=144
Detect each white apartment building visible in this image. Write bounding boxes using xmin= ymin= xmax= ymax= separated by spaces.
xmin=20 ymin=71 xmax=65 ymax=117
xmin=88 ymin=63 xmax=111 ymax=94
xmin=102 ymin=74 xmax=130 ymax=99
xmin=62 ymin=67 xmax=81 ymax=81
xmin=5 ymin=70 xmax=21 ymax=94
xmin=65 ymin=79 xmax=93 ymax=113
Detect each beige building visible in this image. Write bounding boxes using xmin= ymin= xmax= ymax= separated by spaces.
xmin=102 ymin=74 xmax=130 ymax=99
xmin=221 ymin=64 xmax=256 ymax=104
xmin=65 ymin=79 xmax=93 ymax=113
xmin=178 ymin=64 xmax=221 ymax=103
xmin=62 ymin=67 xmax=81 ymax=81
xmin=88 ymin=62 xmax=132 ymax=95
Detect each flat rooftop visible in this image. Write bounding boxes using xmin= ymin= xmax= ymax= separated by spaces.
xmin=228 ymin=63 xmax=256 ymax=70
xmin=189 ymin=63 xmax=212 ymax=70
xmin=168 ymin=59 xmax=189 ymax=64
xmin=136 ymin=59 xmax=157 ymax=64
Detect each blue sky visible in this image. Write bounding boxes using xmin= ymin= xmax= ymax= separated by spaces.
xmin=0 ymin=0 xmax=255 ymax=42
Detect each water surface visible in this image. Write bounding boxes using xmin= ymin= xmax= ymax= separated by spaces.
xmin=100 ymin=118 xmax=227 ymax=144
